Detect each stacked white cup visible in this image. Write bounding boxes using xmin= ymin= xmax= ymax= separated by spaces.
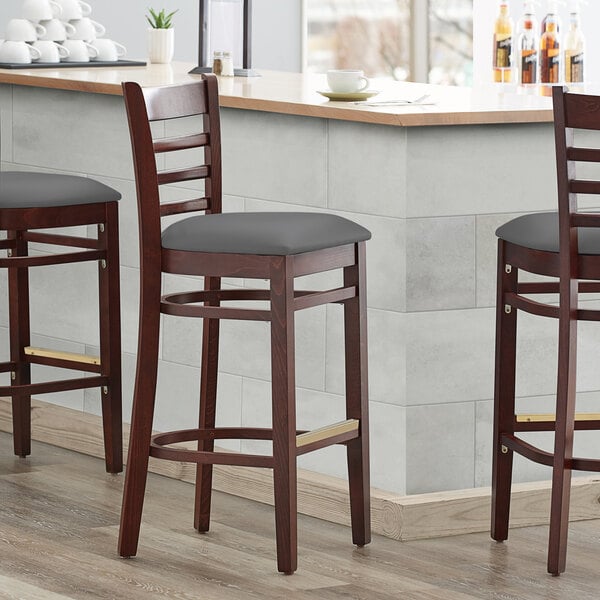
xmin=0 ymin=0 xmax=127 ymax=64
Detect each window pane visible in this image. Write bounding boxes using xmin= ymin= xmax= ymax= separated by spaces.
xmin=428 ymin=0 xmax=473 ymax=85
xmin=305 ymin=0 xmax=474 ymax=85
xmin=306 ymin=0 xmax=411 ymax=81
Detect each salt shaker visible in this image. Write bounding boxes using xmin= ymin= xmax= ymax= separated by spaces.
xmin=221 ymin=51 xmax=234 ymax=77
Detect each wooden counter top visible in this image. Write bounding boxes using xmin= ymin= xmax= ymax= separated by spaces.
xmin=0 ymin=61 xmax=555 ymax=127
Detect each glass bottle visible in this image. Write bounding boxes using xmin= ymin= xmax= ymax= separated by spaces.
xmin=540 ymin=1 xmax=561 ymax=84
xmin=518 ymin=1 xmax=538 ymax=85
xmin=493 ymin=1 xmax=514 ymax=83
xmin=564 ymin=2 xmax=585 ymax=83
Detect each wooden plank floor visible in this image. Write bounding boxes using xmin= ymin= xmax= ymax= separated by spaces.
xmin=2 ymin=433 xmax=600 ymax=599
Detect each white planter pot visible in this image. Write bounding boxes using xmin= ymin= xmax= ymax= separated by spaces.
xmin=148 ymin=28 xmax=174 ymax=64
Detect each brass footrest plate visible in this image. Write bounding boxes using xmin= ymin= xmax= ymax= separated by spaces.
xmin=24 ymin=346 xmax=101 ymax=366
xmin=517 ymin=413 xmax=600 ymax=423
xmin=296 ymin=419 xmax=359 ymax=448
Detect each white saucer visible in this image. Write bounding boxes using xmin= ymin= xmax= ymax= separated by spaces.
xmin=317 ymin=89 xmax=381 ymax=101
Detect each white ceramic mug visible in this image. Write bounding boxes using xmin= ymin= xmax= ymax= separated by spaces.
xmin=68 ymin=18 xmax=106 ymax=41
xmin=5 ymin=19 xmax=46 ymax=42
xmin=326 ymin=69 xmax=369 ymax=94
xmin=90 ymin=39 xmax=126 ymax=62
xmin=22 ymin=0 xmax=62 ymax=22
xmin=39 ymin=18 xmax=75 ymax=41
xmin=56 ymin=0 xmax=91 ymax=21
xmin=32 ymin=39 xmax=69 ymax=62
xmin=0 ymin=40 xmax=42 ymax=63
xmin=61 ymin=38 xmax=97 ymax=61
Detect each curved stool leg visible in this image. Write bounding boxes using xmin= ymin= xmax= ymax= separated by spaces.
xmin=8 ymin=231 xmax=31 ymax=458
xmin=491 ymin=241 xmax=518 ymax=542
xmin=118 ymin=270 xmax=161 ymax=558
xmin=344 ymin=242 xmax=371 ymax=546
xmin=270 ymin=256 xmax=297 ymax=574
xmin=548 ymin=280 xmax=578 ymax=575
xmin=194 ymin=275 xmax=221 ymax=533
xmin=99 ymin=202 xmax=123 ymax=474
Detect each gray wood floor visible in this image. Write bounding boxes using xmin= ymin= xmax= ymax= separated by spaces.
xmin=1 ymin=433 xmax=600 ymax=599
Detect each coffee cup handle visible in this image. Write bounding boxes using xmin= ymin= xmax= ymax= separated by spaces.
xmin=35 ymin=24 xmax=47 ymax=38
xmin=92 ymin=21 xmax=106 ymax=37
xmin=64 ymin=22 xmax=76 ymax=36
xmin=114 ymin=42 xmax=126 ymax=57
xmin=79 ymin=1 xmax=92 ymax=16
xmin=49 ymin=1 xmax=62 ymax=17
xmin=85 ymin=42 xmax=99 ymax=58
xmin=56 ymin=43 xmax=70 ymax=58
xmin=357 ymin=77 xmax=369 ymax=92
xmin=29 ymin=45 xmax=42 ymax=60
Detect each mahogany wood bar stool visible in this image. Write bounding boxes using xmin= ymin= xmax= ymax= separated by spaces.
xmin=492 ymin=87 xmax=600 ymax=574
xmin=0 ymin=171 xmax=122 ymax=473
xmin=118 ymin=75 xmax=371 ymax=574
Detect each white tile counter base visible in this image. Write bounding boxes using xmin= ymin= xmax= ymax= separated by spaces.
xmin=1 ymin=83 xmax=595 ymax=496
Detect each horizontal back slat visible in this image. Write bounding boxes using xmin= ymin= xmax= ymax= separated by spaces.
xmin=157 ymin=166 xmax=209 ymax=185
xmin=160 ymin=198 xmax=210 ymax=216
xmin=153 ymin=133 xmax=209 ymax=153
xmin=143 ymin=82 xmax=209 ymax=121
xmin=571 ymin=213 xmax=600 ymax=228
xmin=570 ymin=180 xmax=600 ymax=195
xmin=564 ymin=93 xmax=600 ymax=130
xmin=567 ymin=147 xmax=600 ymax=162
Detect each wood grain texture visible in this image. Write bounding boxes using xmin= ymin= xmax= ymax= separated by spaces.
xmin=0 ymin=64 xmax=554 ymax=127
xmin=2 ymin=433 xmax=600 ymax=598
xmin=1 ymin=397 xmax=600 ymax=545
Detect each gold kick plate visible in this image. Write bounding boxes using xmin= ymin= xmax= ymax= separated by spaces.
xmin=24 ymin=346 xmax=101 ymax=366
xmin=516 ymin=413 xmax=600 ymax=423
xmin=296 ymin=419 xmax=359 ymax=447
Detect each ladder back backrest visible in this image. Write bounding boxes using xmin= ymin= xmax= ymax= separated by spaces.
xmin=121 ymin=76 xmax=223 ymax=256
xmin=553 ymin=87 xmax=600 ymax=235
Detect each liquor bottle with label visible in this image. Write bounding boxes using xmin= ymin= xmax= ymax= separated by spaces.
xmin=540 ymin=0 xmax=561 ymax=84
xmin=493 ymin=1 xmax=514 ymax=83
xmin=518 ymin=1 xmax=539 ymax=85
xmin=564 ymin=1 xmax=585 ymax=83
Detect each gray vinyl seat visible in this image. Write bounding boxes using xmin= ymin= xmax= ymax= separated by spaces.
xmin=162 ymin=212 xmax=372 ymax=255
xmin=496 ymin=211 xmax=600 ymax=255
xmin=0 ymin=172 xmax=121 ymax=208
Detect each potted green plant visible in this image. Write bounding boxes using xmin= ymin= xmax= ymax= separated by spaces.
xmin=147 ymin=8 xmax=178 ymax=64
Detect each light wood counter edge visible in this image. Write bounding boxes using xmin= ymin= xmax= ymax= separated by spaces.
xmin=0 ymin=70 xmax=125 ymax=96
xmin=220 ymin=96 xmax=553 ymax=126
xmin=1 ymin=396 xmax=598 ymax=543
xmin=0 ymin=67 xmax=554 ymax=127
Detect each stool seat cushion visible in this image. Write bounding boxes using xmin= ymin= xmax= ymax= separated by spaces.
xmin=161 ymin=212 xmax=372 ymax=256
xmin=0 ymin=172 xmax=121 ymax=208
xmin=496 ymin=211 xmax=600 ymax=255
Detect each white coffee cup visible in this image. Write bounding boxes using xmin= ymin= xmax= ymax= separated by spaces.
xmin=56 ymin=0 xmax=91 ymax=21
xmin=90 ymin=39 xmax=126 ymax=62
xmin=327 ymin=69 xmax=369 ymax=94
xmin=5 ymin=19 xmax=46 ymax=42
xmin=22 ymin=0 xmax=62 ymax=22
xmin=39 ymin=18 xmax=75 ymax=41
xmin=61 ymin=39 xmax=97 ymax=61
xmin=68 ymin=18 xmax=106 ymax=41
xmin=32 ymin=39 xmax=69 ymax=62
xmin=0 ymin=40 xmax=42 ymax=63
